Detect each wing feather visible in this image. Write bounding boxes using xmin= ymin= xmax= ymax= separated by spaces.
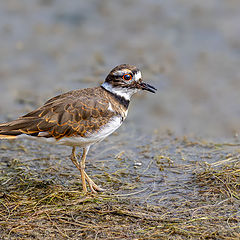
xmin=0 ymin=88 xmax=116 ymax=140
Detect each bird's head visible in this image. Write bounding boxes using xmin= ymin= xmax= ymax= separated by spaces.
xmin=101 ymin=64 xmax=157 ymax=100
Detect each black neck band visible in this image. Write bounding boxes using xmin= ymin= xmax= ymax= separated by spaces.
xmin=101 ymin=86 xmax=130 ymax=109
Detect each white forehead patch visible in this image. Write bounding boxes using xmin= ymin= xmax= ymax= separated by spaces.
xmin=134 ymin=71 xmax=142 ymax=81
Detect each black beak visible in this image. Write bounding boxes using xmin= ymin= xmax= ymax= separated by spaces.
xmin=140 ymin=82 xmax=157 ymax=93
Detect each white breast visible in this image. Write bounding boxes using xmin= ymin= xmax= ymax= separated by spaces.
xmin=91 ymin=116 xmax=122 ymax=140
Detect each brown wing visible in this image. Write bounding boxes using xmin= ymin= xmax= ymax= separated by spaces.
xmin=0 ymin=88 xmax=115 ymax=140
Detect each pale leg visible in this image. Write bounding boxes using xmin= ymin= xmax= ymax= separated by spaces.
xmin=80 ymin=146 xmax=105 ymax=192
xmin=70 ymin=146 xmax=87 ymax=193
xmin=70 ymin=146 xmax=104 ymax=193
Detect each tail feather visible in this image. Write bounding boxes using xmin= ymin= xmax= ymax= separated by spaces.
xmin=0 ymin=130 xmax=22 ymax=135
xmin=0 ymin=118 xmax=37 ymax=131
xmin=0 ymin=118 xmax=39 ymax=139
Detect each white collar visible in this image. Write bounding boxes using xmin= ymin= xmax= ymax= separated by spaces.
xmin=101 ymin=82 xmax=138 ymax=100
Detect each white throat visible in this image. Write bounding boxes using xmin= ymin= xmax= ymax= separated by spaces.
xmin=101 ymin=82 xmax=138 ymax=100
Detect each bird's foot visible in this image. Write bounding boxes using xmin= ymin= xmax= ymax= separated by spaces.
xmin=84 ymin=172 xmax=105 ymax=193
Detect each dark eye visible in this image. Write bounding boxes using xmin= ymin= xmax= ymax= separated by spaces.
xmin=123 ymin=73 xmax=132 ymax=81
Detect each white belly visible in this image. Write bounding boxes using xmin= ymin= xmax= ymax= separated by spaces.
xmin=55 ymin=116 xmax=123 ymax=147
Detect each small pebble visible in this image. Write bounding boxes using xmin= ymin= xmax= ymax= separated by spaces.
xmin=134 ymin=162 xmax=142 ymax=166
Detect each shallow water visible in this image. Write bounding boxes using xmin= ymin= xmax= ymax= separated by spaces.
xmin=0 ymin=0 xmax=240 ymax=205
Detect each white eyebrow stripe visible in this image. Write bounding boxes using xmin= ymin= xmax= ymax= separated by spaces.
xmin=113 ymin=70 xmax=130 ymax=76
xmin=134 ymin=71 xmax=142 ymax=81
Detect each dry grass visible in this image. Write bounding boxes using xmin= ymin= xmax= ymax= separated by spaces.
xmin=0 ymin=139 xmax=240 ymax=239
xmin=196 ymin=157 xmax=240 ymax=200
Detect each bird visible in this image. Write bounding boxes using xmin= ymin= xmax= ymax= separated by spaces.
xmin=0 ymin=64 xmax=157 ymax=193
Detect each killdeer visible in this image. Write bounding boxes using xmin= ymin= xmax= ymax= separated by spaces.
xmin=0 ymin=64 xmax=157 ymax=193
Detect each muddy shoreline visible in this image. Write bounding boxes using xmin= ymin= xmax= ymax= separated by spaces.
xmin=1 ymin=134 xmax=240 ymax=239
